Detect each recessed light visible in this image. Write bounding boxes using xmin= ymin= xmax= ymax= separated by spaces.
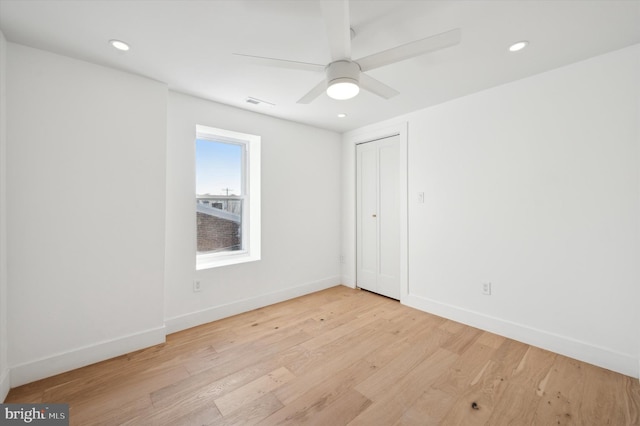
xmin=109 ymin=39 xmax=130 ymax=51
xmin=509 ymin=41 xmax=528 ymax=52
xmin=337 ymin=113 xmax=347 ymax=118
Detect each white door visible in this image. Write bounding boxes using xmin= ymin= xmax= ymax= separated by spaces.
xmin=356 ymin=135 xmax=401 ymax=300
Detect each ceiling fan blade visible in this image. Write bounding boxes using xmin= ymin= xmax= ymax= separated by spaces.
xmin=233 ymin=53 xmax=325 ymax=72
xmin=357 ymin=28 xmax=461 ymax=72
xmin=359 ymin=73 xmax=400 ymax=99
xmin=297 ymin=79 xmax=327 ymax=104
xmin=320 ymin=0 xmax=351 ymax=60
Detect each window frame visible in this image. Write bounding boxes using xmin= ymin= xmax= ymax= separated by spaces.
xmin=195 ymin=124 xmax=261 ymax=270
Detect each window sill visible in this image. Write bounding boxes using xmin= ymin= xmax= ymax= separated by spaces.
xmin=196 ymin=252 xmax=260 ymax=270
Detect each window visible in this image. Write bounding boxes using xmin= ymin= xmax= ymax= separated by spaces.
xmin=195 ymin=125 xmax=260 ymax=270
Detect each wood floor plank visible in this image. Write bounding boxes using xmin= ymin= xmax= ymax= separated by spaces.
xmin=298 ymin=389 xmax=371 ymax=426
xmin=5 ymin=286 xmax=639 ymax=425
xmin=577 ymin=362 xmax=629 ymax=425
xmin=266 ymin=325 xmax=410 ymax=423
xmin=441 ymin=325 xmax=483 ymax=355
xmin=182 ymin=329 xmax=310 ymax=376
xmin=121 ymin=396 xmax=222 ymax=426
xmin=431 ymin=340 xmax=495 ymax=395
xmin=214 ymin=366 xmax=295 ymax=416
xmin=73 ymin=395 xmax=154 ymax=426
xmin=222 ymin=392 xmax=283 ymax=426
xmin=169 ymin=404 xmax=222 ymax=426
xmin=348 ymin=348 xmax=459 ymax=425
xmin=533 ymin=354 xmax=594 ymax=425
xmin=439 ymin=318 xmax=468 ymax=334
xmin=483 ymin=382 xmax=539 ymax=426
xmin=150 ymin=344 xmax=307 ymax=408
xmin=43 ymin=363 xmax=190 ymax=407
xmin=509 ymin=345 xmax=557 ymax=391
xmin=300 ymin=304 xmax=392 ymax=352
xmin=439 ymin=338 xmax=531 ymax=425
xmin=392 ymin=387 xmax=455 ymax=426
xmin=275 ymin=325 xmax=395 ymax=405
xmin=438 ymin=359 xmax=504 ymax=425
xmin=476 ymin=330 xmax=506 ymax=349
xmin=354 ymin=327 xmax=452 ymax=401
xmin=621 ymin=375 xmax=640 ymax=425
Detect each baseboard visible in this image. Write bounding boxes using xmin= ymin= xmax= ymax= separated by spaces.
xmin=10 ymin=325 xmax=166 ymax=388
xmin=165 ymin=276 xmax=341 ymax=334
xmin=0 ymin=368 xmax=9 ymax=402
xmin=404 ymin=293 xmax=639 ymax=379
xmin=341 ymin=275 xmax=356 ymax=289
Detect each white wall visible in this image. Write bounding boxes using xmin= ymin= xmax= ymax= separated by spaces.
xmin=6 ymin=44 xmax=168 ymax=386
xmin=0 ymin=30 xmax=9 ymax=401
xmin=343 ymin=44 xmax=640 ymax=378
xmin=165 ymin=91 xmax=342 ymax=332
xmin=2 ymin=41 xmax=340 ymax=390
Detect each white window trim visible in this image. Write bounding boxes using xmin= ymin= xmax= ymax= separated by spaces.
xmin=195 ymin=125 xmax=261 ymax=270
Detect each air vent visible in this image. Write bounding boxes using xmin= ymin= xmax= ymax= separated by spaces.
xmin=245 ymin=97 xmax=275 ymax=107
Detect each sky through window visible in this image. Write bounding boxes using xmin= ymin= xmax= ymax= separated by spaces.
xmin=195 ymin=139 xmax=242 ymax=196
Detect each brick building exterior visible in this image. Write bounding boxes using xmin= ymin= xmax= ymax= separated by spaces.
xmin=196 ymin=212 xmax=241 ymax=252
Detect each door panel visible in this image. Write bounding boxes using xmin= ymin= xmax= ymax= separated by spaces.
xmin=356 ymin=135 xmax=400 ymax=300
xmin=356 ymin=144 xmax=378 ymax=290
xmin=378 ymin=141 xmax=400 ymax=300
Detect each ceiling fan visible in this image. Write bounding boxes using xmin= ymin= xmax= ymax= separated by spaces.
xmin=234 ymin=0 xmax=461 ymax=104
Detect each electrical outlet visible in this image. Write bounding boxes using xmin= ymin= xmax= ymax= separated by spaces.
xmin=193 ymin=280 xmax=202 ymax=292
xmin=482 ymin=282 xmax=491 ymax=295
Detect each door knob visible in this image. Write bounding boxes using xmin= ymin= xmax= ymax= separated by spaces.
xmin=372 ymin=214 xmax=377 ymax=218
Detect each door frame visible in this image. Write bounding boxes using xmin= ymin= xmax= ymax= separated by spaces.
xmin=343 ymin=121 xmax=408 ymax=303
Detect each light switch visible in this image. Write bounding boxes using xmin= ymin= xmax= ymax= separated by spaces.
xmin=417 ymin=192 xmax=425 ymax=203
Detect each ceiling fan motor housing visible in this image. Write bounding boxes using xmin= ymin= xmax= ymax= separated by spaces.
xmin=326 ymin=60 xmax=361 ymax=86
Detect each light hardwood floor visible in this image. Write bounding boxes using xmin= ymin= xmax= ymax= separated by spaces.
xmin=6 ymin=286 xmax=640 ymax=425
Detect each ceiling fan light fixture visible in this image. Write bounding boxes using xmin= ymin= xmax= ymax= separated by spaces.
xmin=325 ymin=60 xmax=361 ymax=100
xmin=327 ymin=78 xmax=360 ymax=100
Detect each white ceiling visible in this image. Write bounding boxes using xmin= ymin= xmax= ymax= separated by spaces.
xmin=1 ymin=0 xmax=639 ymax=133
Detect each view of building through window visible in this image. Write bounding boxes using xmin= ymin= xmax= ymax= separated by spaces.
xmin=196 ymin=139 xmax=244 ymax=254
